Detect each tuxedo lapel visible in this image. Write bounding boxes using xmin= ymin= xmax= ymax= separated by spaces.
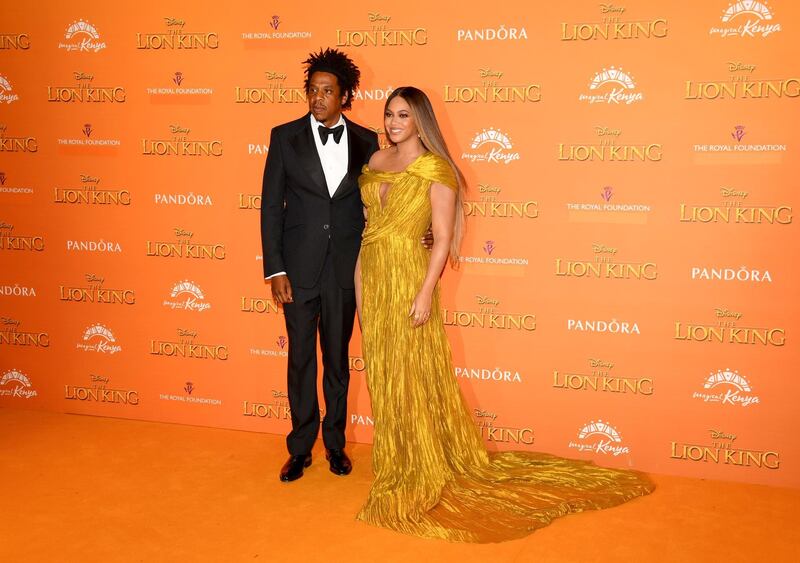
xmin=288 ymin=117 xmax=328 ymax=196
xmin=332 ymin=117 xmax=367 ymax=199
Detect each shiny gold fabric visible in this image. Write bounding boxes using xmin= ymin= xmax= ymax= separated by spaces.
xmin=356 ymin=152 xmax=654 ymax=543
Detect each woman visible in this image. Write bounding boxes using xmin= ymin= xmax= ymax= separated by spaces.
xmin=355 ymin=87 xmax=653 ymax=543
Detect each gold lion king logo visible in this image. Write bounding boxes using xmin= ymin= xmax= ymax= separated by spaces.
xmin=336 ymin=13 xmax=427 ymax=47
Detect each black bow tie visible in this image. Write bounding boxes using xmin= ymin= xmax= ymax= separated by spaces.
xmin=318 ymin=124 xmax=344 ymax=145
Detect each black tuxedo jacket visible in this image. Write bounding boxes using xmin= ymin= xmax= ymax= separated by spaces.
xmin=261 ymin=114 xmax=379 ymax=289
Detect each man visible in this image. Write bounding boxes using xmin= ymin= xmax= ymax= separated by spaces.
xmin=261 ymin=48 xmax=379 ymax=482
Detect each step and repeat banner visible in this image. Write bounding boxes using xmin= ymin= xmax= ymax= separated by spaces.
xmin=2 ymin=1 xmax=798 ymax=487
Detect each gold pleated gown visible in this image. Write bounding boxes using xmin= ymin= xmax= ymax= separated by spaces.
xmin=357 ymin=152 xmax=654 ymax=543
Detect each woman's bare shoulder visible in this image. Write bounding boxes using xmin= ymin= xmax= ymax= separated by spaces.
xmin=367 ymin=148 xmax=394 ymax=169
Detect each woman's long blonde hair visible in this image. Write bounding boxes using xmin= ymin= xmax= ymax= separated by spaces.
xmin=385 ymin=86 xmax=466 ymax=268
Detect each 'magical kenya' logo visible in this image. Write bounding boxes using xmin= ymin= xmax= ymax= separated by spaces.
xmin=568 ymin=419 xmax=630 ymax=456
xmin=0 ymin=369 xmax=37 ymax=399
xmin=163 ymin=280 xmax=211 ymax=311
xmin=579 ymin=66 xmax=643 ymax=105
xmin=58 ymin=20 xmax=107 ymax=53
xmin=0 ymin=75 xmax=20 ymax=104
xmin=692 ymin=369 xmax=759 ymax=407
xmin=76 ymin=324 xmax=122 ymax=354
xmin=461 ymin=128 xmax=520 ymax=165
xmin=709 ymin=1 xmax=781 ymax=38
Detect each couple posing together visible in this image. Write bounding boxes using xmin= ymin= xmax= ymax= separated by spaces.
xmin=261 ymin=48 xmax=653 ymax=543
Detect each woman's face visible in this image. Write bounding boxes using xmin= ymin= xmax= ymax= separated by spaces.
xmin=384 ymin=96 xmax=418 ymax=145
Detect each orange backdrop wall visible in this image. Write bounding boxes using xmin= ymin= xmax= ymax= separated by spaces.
xmin=2 ymin=0 xmax=798 ymax=488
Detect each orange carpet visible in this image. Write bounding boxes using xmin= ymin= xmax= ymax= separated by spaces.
xmin=1 ymin=408 xmax=796 ymax=562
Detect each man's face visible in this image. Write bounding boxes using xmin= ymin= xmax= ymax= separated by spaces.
xmin=308 ymin=71 xmax=347 ymax=127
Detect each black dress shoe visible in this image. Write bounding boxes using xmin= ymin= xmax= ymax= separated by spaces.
xmin=279 ymin=454 xmax=312 ymax=482
xmin=325 ymin=449 xmax=352 ymax=476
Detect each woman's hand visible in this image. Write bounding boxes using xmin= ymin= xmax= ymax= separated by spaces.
xmin=409 ymin=290 xmax=433 ymax=328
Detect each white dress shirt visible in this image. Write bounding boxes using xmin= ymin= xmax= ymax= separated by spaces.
xmin=266 ymin=114 xmax=349 ymax=280
xmin=310 ymin=113 xmax=348 ymax=197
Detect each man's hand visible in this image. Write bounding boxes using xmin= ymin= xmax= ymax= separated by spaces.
xmin=270 ymin=275 xmax=293 ymax=304
xmin=421 ymin=227 xmax=434 ymax=250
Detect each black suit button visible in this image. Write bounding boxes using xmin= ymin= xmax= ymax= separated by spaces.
xmin=323 ymin=224 xmax=330 ymax=230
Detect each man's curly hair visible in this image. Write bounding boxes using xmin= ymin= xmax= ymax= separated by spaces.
xmin=303 ymin=48 xmax=361 ymax=110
